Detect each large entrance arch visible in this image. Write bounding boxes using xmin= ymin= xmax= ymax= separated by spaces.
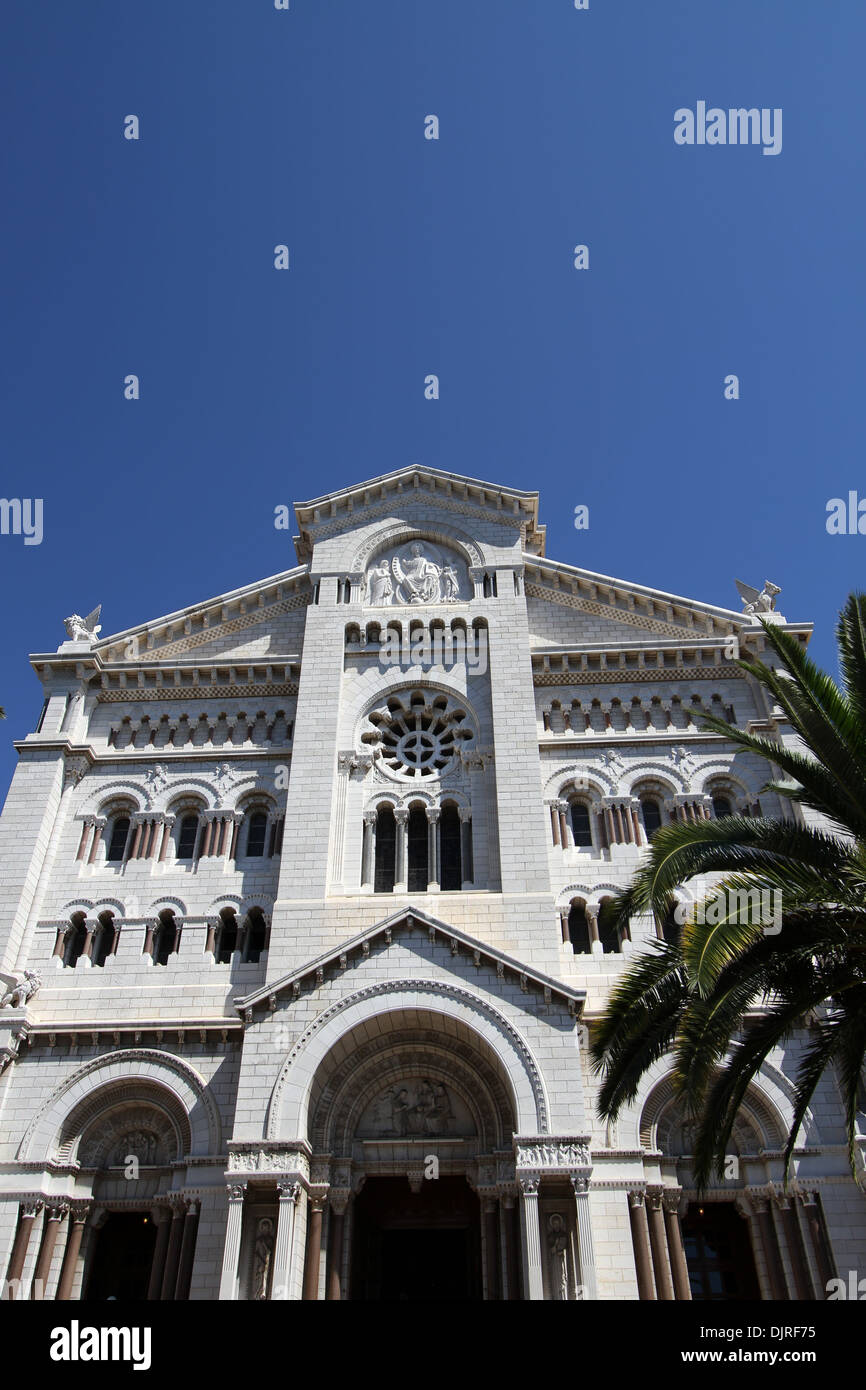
xmin=304 ymin=1004 xmax=519 ymax=1301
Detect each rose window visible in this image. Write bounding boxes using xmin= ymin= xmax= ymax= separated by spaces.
xmin=363 ymin=690 xmax=474 ymax=780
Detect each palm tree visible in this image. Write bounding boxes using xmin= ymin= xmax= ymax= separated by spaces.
xmin=591 ymin=592 xmax=866 ymax=1189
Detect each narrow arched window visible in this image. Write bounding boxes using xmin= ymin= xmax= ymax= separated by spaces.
xmin=63 ymin=913 xmax=88 ymax=968
xmin=570 ymin=802 xmax=593 ymax=848
xmin=641 ymin=798 xmax=663 ymax=839
xmin=243 ymin=908 xmax=267 ymax=963
xmin=106 ymin=816 xmax=130 ymax=862
xmin=92 ymin=912 xmax=116 ymax=968
xmin=216 ymin=909 xmax=238 ymax=964
xmin=712 ymin=795 xmax=733 ymax=820
xmin=439 ymin=804 xmax=462 ymax=891
xmin=246 ymin=811 xmax=268 ymax=858
xmin=567 ymin=903 xmax=591 ymax=955
xmin=177 ymin=814 xmax=199 ymax=860
xmin=153 ymin=910 xmax=178 ymax=966
xmin=374 ymin=805 xmax=396 ymax=892
xmin=407 ymin=806 xmax=428 ymax=893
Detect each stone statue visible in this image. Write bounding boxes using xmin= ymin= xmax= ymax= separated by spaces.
xmin=63 ymin=606 xmax=102 ymax=643
xmin=368 ymin=561 xmax=394 ymax=607
xmin=0 ymin=969 xmax=42 ymax=1009
xmin=392 ymin=544 xmax=442 ymax=604
xmin=252 ymin=1217 xmax=275 ymax=1300
xmin=547 ymin=1213 xmax=570 ymax=1300
xmin=735 ymin=580 xmax=781 ymax=618
xmin=441 ymin=565 xmax=459 ymax=601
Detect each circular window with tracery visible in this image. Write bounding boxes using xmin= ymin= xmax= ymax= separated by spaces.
xmin=363 ymin=690 xmax=474 ymax=780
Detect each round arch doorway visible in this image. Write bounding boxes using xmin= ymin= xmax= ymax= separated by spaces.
xmin=352 ymin=1176 xmax=481 ymax=1301
xmin=304 ymin=1004 xmax=522 ymax=1302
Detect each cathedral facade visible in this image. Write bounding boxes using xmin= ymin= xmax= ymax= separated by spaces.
xmin=0 ymin=465 xmax=862 ymax=1302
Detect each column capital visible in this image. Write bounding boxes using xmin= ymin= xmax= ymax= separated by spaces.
xmin=394 ymin=807 xmax=409 ymax=824
xmin=644 ymin=1186 xmax=665 ymax=1213
xmin=519 ymin=1176 xmax=540 ymax=1197
xmin=363 ymin=809 xmax=378 ymax=826
xmin=570 ymin=1174 xmax=590 ymax=1196
xmin=425 ymin=806 xmax=440 ymax=824
xmin=276 ymin=1181 xmax=302 ymax=1204
xmin=225 ymin=1183 xmax=247 ymax=1201
xmin=661 ymin=1188 xmax=685 ymax=1215
xmin=458 ymin=806 xmax=472 ymax=823
xmin=627 ymin=1189 xmax=646 ymax=1209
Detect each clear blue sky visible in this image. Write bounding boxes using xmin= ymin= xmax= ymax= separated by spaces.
xmin=1 ymin=1 xmax=863 ymax=800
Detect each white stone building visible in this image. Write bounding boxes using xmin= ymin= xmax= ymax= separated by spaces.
xmin=0 ymin=465 xmax=862 ymax=1302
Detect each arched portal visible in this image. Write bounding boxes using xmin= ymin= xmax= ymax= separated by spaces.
xmin=305 ymin=1006 xmax=517 ymax=1301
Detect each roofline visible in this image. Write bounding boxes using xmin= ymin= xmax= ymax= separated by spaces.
xmin=236 ymin=906 xmax=585 ymax=1014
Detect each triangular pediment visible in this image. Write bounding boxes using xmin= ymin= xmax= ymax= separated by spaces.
xmin=235 ymin=907 xmax=584 ymax=1018
xmin=292 ymin=466 xmax=545 ymax=562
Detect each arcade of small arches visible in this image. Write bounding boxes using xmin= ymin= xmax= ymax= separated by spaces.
xmin=547 ymin=774 xmax=758 ymax=857
xmin=74 ymin=796 xmax=286 ymax=872
xmin=49 ymin=903 xmax=271 ymax=970
xmin=541 ymin=691 xmax=736 ymax=736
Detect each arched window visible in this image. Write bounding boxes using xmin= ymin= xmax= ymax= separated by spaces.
xmin=216 ymin=908 xmax=238 ymax=964
xmin=570 ymin=802 xmax=593 ymax=848
xmin=567 ymin=903 xmax=591 ymax=955
xmin=91 ymin=911 xmax=116 ymax=968
xmin=712 ymin=795 xmax=733 ymax=820
xmin=106 ymin=816 xmax=130 ymax=862
xmin=374 ymin=805 xmax=396 ymax=893
xmin=153 ymin=910 xmax=178 ymax=967
xmin=641 ymin=798 xmax=663 ymax=839
xmin=176 ymin=814 xmax=199 ymax=860
xmin=439 ymin=804 xmax=462 ymax=891
xmin=63 ymin=913 xmax=88 ymax=968
xmin=243 ymin=908 xmax=268 ymax=964
xmin=407 ymin=806 xmax=429 ymax=893
xmin=246 ymin=811 xmax=268 ymax=858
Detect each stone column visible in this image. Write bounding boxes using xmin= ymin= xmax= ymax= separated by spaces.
xmin=361 ymin=811 xmax=376 ymax=889
xmin=2 ymin=1200 xmax=41 ymax=1299
xmin=483 ymin=1198 xmax=500 ymax=1300
xmin=800 ymin=1190 xmax=835 ymax=1293
xmin=218 ymin=1185 xmax=246 ymax=1301
xmin=557 ymin=802 xmax=569 ymax=847
xmin=774 ymin=1194 xmax=812 ymax=1299
xmin=426 ymin=808 xmax=440 ymax=891
xmin=645 ymin=1188 xmax=674 ymax=1300
xmin=75 ymin=820 xmax=91 ymax=860
xmin=129 ymin=819 xmax=143 ymax=859
xmin=55 ymin=1205 xmax=88 ymax=1301
xmin=147 ymin=1207 xmax=173 ymax=1301
xmin=501 ymin=1194 xmax=519 ymax=1300
xmin=272 ymin=1182 xmax=301 ymax=1301
xmin=663 ymin=1191 xmax=692 ymax=1300
xmin=160 ymin=1199 xmax=186 ymax=1300
xmin=326 ymin=1191 xmax=349 ymax=1301
xmin=571 ymin=1174 xmax=598 ymax=1300
xmin=584 ymin=903 xmax=600 ymax=949
xmin=750 ymin=1195 xmax=787 ymax=1300
xmin=302 ymin=1194 xmax=326 ymax=1301
xmin=559 ymin=907 xmax=570 ymax=945
xmin=174 ymin=1199 xmax=200 ymax=1301
xmin=87 ymin=818 xmax=105 ymax=864
xmin=31 ymin=1203 xmax=65 ymax=1299
xmin=518 ymin=1177 xmax=544 ymax=1300
xmin=549 ymin=803 xmax=560 ymax=846
xmin=394 ymin=808 xmax=408 ymax=891
xmin=459 ymin=807 xmax=474 ymax=886
xmin=627 ymin=1192 xmax=655 ymax=1300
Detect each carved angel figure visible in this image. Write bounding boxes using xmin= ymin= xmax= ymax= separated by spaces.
xmin=0 ymin=969 xmax=42 ymax=1009
xmin=735 ymin=580 xmax=781 ymax=618
xmin=368 ymin=561 xmax=394 ymax=607
xmin=391 ymin=544 xmax=441 ymax=604
xmin=64 ymin=606 xmax=102 ymax=643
